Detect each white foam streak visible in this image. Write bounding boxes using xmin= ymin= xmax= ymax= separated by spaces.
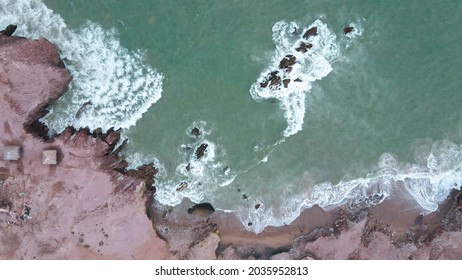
xmin=241 ymin=140 xmax=462 ymax=233
xmin=154 ymin=122 xmax=235 ymax=207
xmin=250 ymin=20 xmax=339 ymax=137
xmin=1 ymin=0 xmax=163 ymax=134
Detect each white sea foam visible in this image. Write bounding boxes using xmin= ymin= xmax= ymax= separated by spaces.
xmin=124 ymin=151 xmax=166 ymax=178
xmin=154 ymin=122 xmax=235 ymax=206
xmin=0 ymin=0 xmax=163 ymax=134
xmin=238 ymin=140 xmax=462 ymax=233
xmin=250 ymin=19 xmax=340 ymax=137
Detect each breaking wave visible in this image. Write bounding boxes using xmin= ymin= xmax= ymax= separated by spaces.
xmin=238 ymin=139 xmax=462 ymax=233
xmin=0 ymin=0 xmax=163 ymax=134
xmin=250 ymin=19 xmax=340 ymax=137
xmin=154 ymin=121 xmax=236 ymax=206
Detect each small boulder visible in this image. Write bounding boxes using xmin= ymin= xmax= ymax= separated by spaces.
xmin=279 ymin=57 xmax=290 ymax=69
xmin=176 ymin=182 xmax=188 ymax=192
xmin=270 ymin=75 xmax=281 ymax=87
xmin=302 ymin=26 xmax=318 ymax=39
xmin=295 ymin=42 xmax=313 ymax=53
xmin=282 ymin=79 xmax=291 ymax=88
xmin=343 ymin=26 xmax=354 ymax=35
xmin=191 ymin=127 xmax=201 ymax=137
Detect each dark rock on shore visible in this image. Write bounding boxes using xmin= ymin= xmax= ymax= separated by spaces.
xmin=302 ymin=26 xmax=317 ymax=39
xmin=195 ymin=143 xmax=208 ymax=159
xmin=283 ymin=79 xmax=291 ymax=88
xmin=1 ymin=24 xmax=17 ymax=36
xmin=188 ymin=203 xmax=215 ymax=217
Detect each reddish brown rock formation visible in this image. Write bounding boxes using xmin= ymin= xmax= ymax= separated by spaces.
xmin=295 ymin=41 xmax=313 ymax=53
xmin=0 ymin=33 xmax=167 ymax=259
xmin=302 ymin=26 xmax=318 ymax=39
xmin=0 ymin=25 xmax=17 ymax=36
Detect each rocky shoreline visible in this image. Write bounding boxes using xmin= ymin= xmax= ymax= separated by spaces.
xmin=1 ymin=30 xmax=461 ymax=260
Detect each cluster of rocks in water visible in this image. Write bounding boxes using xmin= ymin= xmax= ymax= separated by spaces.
xmin=175 ymin=127 xmax=209 ymax=193
xmin=259 ymin=25 xmax=354 ymax=91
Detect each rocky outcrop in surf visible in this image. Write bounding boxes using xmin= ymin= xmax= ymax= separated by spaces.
xmin=302 ymin=26 xmax=318 ymax=39
xmin=250 ymin=19 xmax=340 ymax=137
xmin=195 ymin=143 xmax=209 ymax=159
xmin=257 ymin=24 xmax=321 ymax=92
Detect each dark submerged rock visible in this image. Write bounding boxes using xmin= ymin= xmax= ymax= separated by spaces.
xmin=292 ymin=26 xmax=298 ymax=35
xmin=75 ymin=101 xmax=92 ymax=119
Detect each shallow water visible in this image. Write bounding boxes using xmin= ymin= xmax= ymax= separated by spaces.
xmin=2 ymin=0 xmax=462 ymax=233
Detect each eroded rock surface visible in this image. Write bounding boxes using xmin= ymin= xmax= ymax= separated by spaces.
xmin=0 ymin=33 xmax=167 ymax=259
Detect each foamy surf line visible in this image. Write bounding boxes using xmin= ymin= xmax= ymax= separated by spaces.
xmin=1 ymin=0 xmax=163 ymax=134
xmin=236 ymin=140 xmax=462 ymax=234
xmin=154 ymin=121 xmax=236 ymax=207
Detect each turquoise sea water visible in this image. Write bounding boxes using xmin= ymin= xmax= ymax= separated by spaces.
xmin=2 ymin=0 xmax=462 ymax=232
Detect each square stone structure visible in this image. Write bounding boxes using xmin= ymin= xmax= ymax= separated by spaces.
xmin=42 ymin=150 xmax=57 ymax=165
xmin=3 ymin=146 xmax=20 ymax=161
